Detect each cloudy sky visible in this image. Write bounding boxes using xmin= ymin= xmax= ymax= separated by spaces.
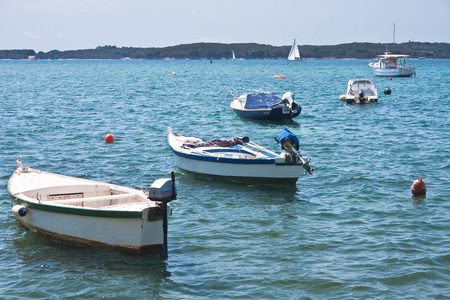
xmin=1 ymin=0 xmax=449 ymax=52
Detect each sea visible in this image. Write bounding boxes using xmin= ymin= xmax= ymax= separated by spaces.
xmin=0 ymin=58 xmax=449 ymax=299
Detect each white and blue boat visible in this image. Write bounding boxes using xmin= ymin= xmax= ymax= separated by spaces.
xmin=230 ymin=90 xmax=301 ymax=121
xmin=168 ymin=127 xmax=312 ymax=184
xmin=339 ymin=79 xmax=378 ymax=104
xmin=369 ymin=53 xmax=416 ymax=77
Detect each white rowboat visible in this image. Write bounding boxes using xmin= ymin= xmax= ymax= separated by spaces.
xmin=8 ymin=160 xmax=176 ymax=256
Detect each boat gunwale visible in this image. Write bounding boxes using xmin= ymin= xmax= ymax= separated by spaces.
xmin=7 ymin=168 xmax=155 ymax=219
xmin=12 ymin=196 xmax=146 ymax=218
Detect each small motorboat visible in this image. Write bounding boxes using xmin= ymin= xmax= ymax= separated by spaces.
xmin=8 ymin=159 xmax=176 ymax=257
xmin=168 ymin=127 xmax=312 ymax=184
xmin=339 ymin=79 xmax=378 ymax=104
xmin=230 ymin=89 xmax=301 ymax=120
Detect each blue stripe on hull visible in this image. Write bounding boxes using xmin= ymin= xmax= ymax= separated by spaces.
xmin=181 ymin=170 xmax=298 ymax=184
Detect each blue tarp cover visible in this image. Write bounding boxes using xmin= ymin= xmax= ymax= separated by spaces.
xmin=244 ymin=93 xmax=281 ymax=109
xmin=276 ymin=128 xmax=299 ymax=150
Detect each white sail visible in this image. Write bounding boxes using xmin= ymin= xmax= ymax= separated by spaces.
xmin=287 ymin=39 xmax=301 ymax=61
xmin=232 ymin=50 xmax=236 ymax=60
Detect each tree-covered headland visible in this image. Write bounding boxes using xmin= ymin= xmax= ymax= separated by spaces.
xmin=1 ymin=42 xmax=449 ymax=60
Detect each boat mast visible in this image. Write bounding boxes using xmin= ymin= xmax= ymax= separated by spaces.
xmin=392 ymin=22 xmax=395 ymax=54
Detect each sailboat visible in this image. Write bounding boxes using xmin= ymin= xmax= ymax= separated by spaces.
xmin=232 ymin=50 xmax=236 ymax=60
xmin=287 ymin=39 xmax=301 ymax=61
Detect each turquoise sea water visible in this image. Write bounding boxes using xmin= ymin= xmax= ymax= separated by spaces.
xmin=0 ymin=59 xmax=449 ymax=299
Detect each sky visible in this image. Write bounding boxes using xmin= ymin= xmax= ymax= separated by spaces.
xmin=1 ymin=0 xmax=449 ymax=52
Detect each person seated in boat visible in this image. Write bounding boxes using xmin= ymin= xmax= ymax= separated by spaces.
xmin=349 ymin=87 xmax=355 ymax=96
xmin=16 ymin=157 xmax=22 ymax=169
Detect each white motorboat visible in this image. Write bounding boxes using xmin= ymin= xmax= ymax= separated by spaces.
xmin=167 ymin=127 xmax=313 ymax=184
xmin=369 ymin=53 xmax=416 ymax=77
xmin=339 ymin=79 xmax=378 ymax=104
xmin=287 ymin=38 xmax=301 ymax=61
xmin=8 ymin=159 xmax=176 ymax=257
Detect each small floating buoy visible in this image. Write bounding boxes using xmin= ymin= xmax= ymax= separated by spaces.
xmin=273 ymin=75 xmax=287 ymax=79
xmin=172 ymin=72 xmax=176 ymax=76
xmin=384 ymin=88 xmax=392 ymax=95
xmin=411 ymin=177 xmax=426 ymax=196
xmin=210 ymin=60 xmax=213 ymax=64
xmin=389 ymin=77 xmax=393 ymax=80
xmin=105 ymin=134 xmax=114 ymax=144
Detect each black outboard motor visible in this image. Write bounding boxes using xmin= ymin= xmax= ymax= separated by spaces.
xmin=148 ymin=171 xmax=177 ymax=259
xmin=358 ymin=89 xmax=365 ymax=104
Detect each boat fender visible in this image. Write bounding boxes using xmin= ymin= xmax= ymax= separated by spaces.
xmin=384 ymin=88 xmax=392 ymax=95
xmin=12 ymin=205 xmax=27 ymax=217
xmin=411 ymin=177 xmax=426 ymax=196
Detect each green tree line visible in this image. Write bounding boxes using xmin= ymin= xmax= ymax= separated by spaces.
xmin=1 ymin=42 xmax=449 ymax=60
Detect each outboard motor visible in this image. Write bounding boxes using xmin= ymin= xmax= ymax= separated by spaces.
xmin=148 ymin=172 xmax=176 ymax=259
xmin=281 ymin=92 xmax=294 ymax=106
xmin=275 ymin=128 xmax=313 ymax=174
xmin=276 ymin=128 xmax=300 ymax=163
xmin=358 ymin=89 xmax=365 ymax=104
xmin=281 ymin=91 xmax=300 ymax=110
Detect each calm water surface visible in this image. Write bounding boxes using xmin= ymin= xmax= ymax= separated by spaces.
xmin=0 ymin=59 xmax=449 ymax=299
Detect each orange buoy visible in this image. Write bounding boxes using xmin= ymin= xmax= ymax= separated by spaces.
xmin=172 ymin=72 xmax=176 ymax=76
xmin=105 ymin=133 xmax=114 ymax=144
xmin=389 ymin=77 xmax=393 ymax=80
xmin=273 ymin=74 xmax=287 ymax=79
xmin=411 ymin=177 xmax=426 ymax=196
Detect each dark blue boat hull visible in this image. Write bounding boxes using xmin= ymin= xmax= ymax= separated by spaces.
xmin=232 ymin=107 xmax=301 ymax=120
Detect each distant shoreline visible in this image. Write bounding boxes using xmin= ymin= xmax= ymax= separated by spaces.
xmin=1 ymin=42 xmax=449 ymax=60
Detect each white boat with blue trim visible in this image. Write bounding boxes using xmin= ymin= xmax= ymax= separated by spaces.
xmin=339 ymin=79 xmax=378 ymax=104
xmin=369 ymin=53 xmax=416 ymax=77
xmin=8 ymin=159 xmax=176 ymax=256
xmin=168 ymin=127 xmax=312 ymax=184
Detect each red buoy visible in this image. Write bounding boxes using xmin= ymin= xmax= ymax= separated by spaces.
xmin=105 ymin=134 xmax=114 ymax=143
xmin=411 ymin=177 xmax=426 ymax=196
xmin=389 ymin=77 xmax=393 ymax=80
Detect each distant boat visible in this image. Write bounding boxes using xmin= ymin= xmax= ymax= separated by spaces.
xmin=369 ymin=23 xmax=416 ymax=77
xmin=287 ymin=39 xmax=301 ymax=61
xmin=232 ymin=50 xmax=236 ymax=60
xmin=369 ymin=54 xmax=416 ymax=77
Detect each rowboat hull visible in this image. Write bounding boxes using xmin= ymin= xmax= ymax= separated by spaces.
xmin=8 ymin=167 xmax=172 ymax=253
